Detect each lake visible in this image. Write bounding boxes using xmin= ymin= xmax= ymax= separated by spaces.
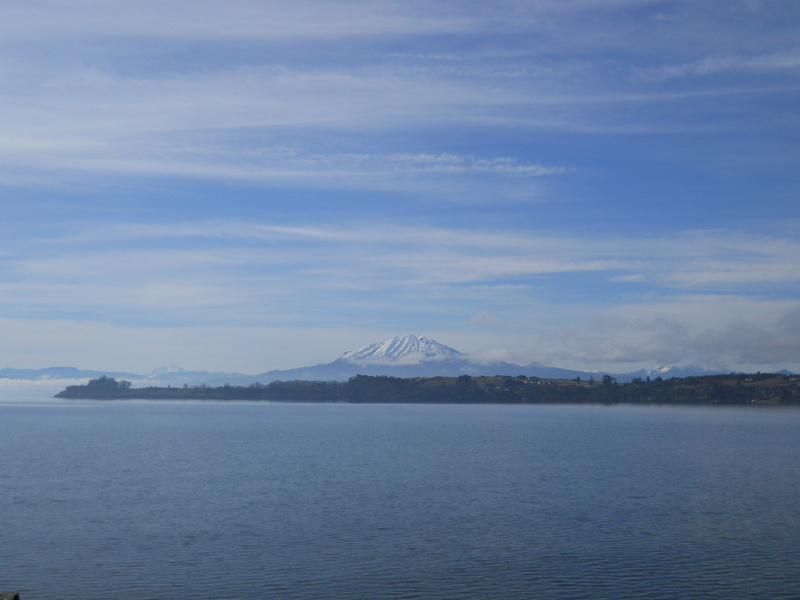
xmin=1 ymin=398 xmax=799 ymax=599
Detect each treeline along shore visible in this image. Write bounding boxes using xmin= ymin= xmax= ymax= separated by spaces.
xmin=55 ymin=373 xmax=800 ymax=404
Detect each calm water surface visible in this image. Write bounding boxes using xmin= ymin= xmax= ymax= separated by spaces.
xmin=1 ymin=399 xmax=799 ymax=599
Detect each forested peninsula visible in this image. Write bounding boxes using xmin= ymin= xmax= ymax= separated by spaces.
xmin=55 ymin=373 xmax=800 ymax=404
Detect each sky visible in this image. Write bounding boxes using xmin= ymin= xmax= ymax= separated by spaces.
xmin=1 ymin=0 xmax=799 ymax=374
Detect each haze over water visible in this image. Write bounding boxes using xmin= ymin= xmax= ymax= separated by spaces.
xmin=2 ymin=398 xmax=798 ymax=599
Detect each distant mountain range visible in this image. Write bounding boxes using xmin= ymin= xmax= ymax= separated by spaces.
xmin=1 ymin=334 xmax=768 ymax=387
xmin=234 ymin=334 xmax=733 ymax=384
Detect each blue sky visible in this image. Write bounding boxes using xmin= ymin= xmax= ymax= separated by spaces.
xmin=1 ymin=0 xmax=799 ymax=373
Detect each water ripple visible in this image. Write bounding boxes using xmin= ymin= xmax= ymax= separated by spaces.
xmin=0 ymin=402 xmax=798 ymax=599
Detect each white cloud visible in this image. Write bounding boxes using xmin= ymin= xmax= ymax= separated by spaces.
xmin=2 ymin=222 xmax=797 ymax=355
xmin=609 ymin=274 xmax=646 ymax=283
xmin=467 ymin=348 xmax=515 ymax=365
xmin=524 ymin=296 xmax=800 ymax=372
xmin=1 ymin=1 xmax=794 ymax=187
xmin=636 ymin=49 xmax=800 ymax=80
xmin=1 ymin=246 xmax=798 ymax=374
xmin=0 ymin=0 xmax=473 ymax=42
xmin=0 ymin=59 xmax=569 ymax=189
xmin=0 ymin=0 xmax=796 ymax=375
xmin=14 ymin=221 xmax=800 ymax=294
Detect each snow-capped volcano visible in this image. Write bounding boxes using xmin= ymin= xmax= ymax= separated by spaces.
xmin=339 ymin=334 xmax=465 ymax=365
xmin=634 ymin=365 xmax=723 ymax=379
xmin=148 ymin=365 xmax=189 ymax=378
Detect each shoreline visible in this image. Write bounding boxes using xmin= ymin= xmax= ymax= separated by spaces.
xmin=55 ymin=373 xmax=800 ymax=405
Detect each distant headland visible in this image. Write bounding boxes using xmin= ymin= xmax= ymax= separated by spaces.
xmin=55 ymin=373 xmax=800 ymax=404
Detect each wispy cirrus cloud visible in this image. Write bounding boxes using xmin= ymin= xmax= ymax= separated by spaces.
xmin=635 ymin=49 xmax=800 ymax=81
xmin=2 ymin=218 xmax=799 ymax=372
xmin=7 ymin=221 xmax=799 ymax=324
xmin=2 ymin=1 xmax=796 ymax=190
xmin=81 ymin=149 xmax=566 ymax=180
xmin=0 ymin=59 xmax=565 ymax=189
xmin=0 ymin=0 xmax=473 ymax=42
xmin=0 ymin=0 xmax=797 ymax=374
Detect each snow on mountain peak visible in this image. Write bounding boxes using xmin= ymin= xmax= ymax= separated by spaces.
xmin=339 ymin=334 xmax=465 ymax=365
xmin=639 ymin=365 xmax=722 ymax=379
xmin=148 ymin=365 xmax=189 ymax=377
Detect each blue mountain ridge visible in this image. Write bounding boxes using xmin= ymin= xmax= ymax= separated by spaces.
xmin=2 ymin=335 xmax=784 ymax=386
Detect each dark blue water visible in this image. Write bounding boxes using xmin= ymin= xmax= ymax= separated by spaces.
xmin=1 ymin=400 xmax=799 ymax=599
